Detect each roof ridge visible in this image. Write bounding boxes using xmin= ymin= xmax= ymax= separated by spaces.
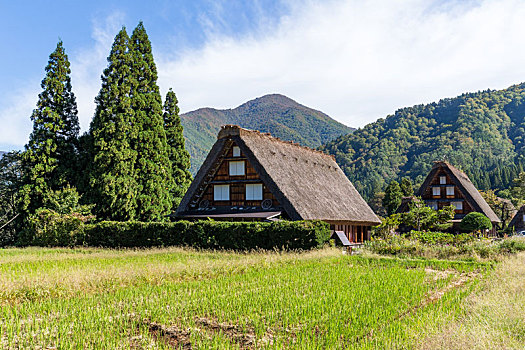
xmin=433 ymin=160 xmax=468 ymax=178
xmin=219 ymin=124 xmax=335 ymax=160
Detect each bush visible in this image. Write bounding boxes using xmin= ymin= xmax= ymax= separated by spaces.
xmin=453 ymin=232 xmax=475 ymax=245
xmin=26 ymin=209 xmax=90 ymax=247
xmin=365 ymin=234 xmax=525 ymax=261
xmin=460 ymin=212 xmax=492 ymax=233
xmin=406 ymin=230 xmax=454 ymax=245
xmin=365 ymin=236 xmax=423 ymax=257
xmin=78 ymin=220 xmax=331 ymax=250
xmin=498 ymin=238 xmax=525 ymax=253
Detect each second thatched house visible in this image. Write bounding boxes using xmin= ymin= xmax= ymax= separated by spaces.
xmin=399 ymin=161 xmax=500 ymax=235
xmin=175 ymin=125 xmax=381 ymax=243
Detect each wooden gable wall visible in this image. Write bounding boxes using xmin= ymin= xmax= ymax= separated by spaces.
xmin=191 ymin=142 xmax=280 ymax=208
xmin=420 ymin=169 xmax=473 ymax=217
xmin=510 ymin=207 xmax=525 ymax=232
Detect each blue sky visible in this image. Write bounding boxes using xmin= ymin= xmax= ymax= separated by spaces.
xmin=0 ymin=0 xmax=288 ymax=99
xmin=3 ymin=0 xmax=525 ymax=150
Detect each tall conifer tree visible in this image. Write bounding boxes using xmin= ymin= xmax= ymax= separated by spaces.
xmin=163 ymin=88 xmax=192 ymax=208
xmin=89 ymin=28 xmax=139 ymax=221
xmin=400 ymin=177 xmax=414 ymax=197
xmin=130 ymin=22 xmax=173 ymax=220
xmin=19 ymin=41 xmax=80 ymax=214
xmin=383 ymin=180 xmax=403 ymax=216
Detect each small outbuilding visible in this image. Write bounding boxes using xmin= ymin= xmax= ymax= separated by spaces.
xmin=175 ymin=125 xmax=381 ymax=243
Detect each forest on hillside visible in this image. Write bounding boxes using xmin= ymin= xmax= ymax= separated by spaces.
xmin=320 ymin=83 xmax=525 ymax=201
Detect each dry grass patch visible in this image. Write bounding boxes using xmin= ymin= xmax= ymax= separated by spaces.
xmin=420 ymin=251 xmax=525 ymax=349
xmin=0 ymin=247 xmax=340 ymax=304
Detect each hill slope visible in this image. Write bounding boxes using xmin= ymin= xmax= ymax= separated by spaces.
xmin=181 ymin=94 xmax=353 ymax=172
xmin=320 ymin=83 xmax=525 ymax=200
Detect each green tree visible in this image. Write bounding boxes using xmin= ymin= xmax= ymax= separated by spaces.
xmin=19 ymin=41 xmax=80 ymax=215
xmin=400 ymin=198 xmax=454 ymax=232
xmin=163 ymin=88 xmax=192 ymax=208
xmin=460 ymin=212 xmax=492 ymax=233
xmin=432 ymin=205 xmax=455 ymax=232
xmin=373 ymin=213 xmax=401 ymax=238
xmin=88 ymin=27 xmax=139 ymax=221
xmin=400 ymin=177 xmax=414 ymax=197
xmin=0 ymin=151 xmax=22 ymax=245
xmin=383 ymin=180 xmax=402 ymax=216
xmin=480 ymin=190 xmax=514 ymax=229
xmin=129 ymin=22 xmax=173 ymax=220
xmin=401 ymin=200 xmax=435 ymax=231
xmin=511 ymin=171 xmax=525 ymax=207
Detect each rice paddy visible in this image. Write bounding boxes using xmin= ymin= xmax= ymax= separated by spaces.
xmin=0 ymin=247 xmax=496 ymax=349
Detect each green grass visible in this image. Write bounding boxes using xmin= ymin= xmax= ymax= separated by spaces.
xmin=0 ymin=247 xmax=483 ymax=349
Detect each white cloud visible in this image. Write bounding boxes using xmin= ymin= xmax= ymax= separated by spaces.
xmin=0 ymin=12 xmax=123 ymax=150
xmin=4 ymin=0 xmax=525 ymax=150
xmin=0 ymin=86 xmax=38 ymax=149
xmin=157 ymin=0 xmax=525 ymax=127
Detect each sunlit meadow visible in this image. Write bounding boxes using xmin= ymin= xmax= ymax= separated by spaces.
xmin=0 ymin=247 xmax=493 ymax=349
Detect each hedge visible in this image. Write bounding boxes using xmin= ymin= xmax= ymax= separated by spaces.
xmin=24 ymin=219 xmax=331 ymax=250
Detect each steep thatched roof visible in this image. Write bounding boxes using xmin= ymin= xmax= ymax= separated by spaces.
xmin=177 ymin=125 xmax=380 ymax=225
xmin=508 ymin=205 xmax=525 ymax=230
xmin=417 ymin=161 xmax=501 ymax=223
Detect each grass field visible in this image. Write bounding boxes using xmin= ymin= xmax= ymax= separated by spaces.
xmin=0 ymin=247 xmax=504 ymax=349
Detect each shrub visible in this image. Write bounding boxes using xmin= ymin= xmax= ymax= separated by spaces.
xmin=406 ymin=230 xmax=454 ymax=245
xmin=365 ymin=236 xmax=423 ymax=257
xmin=80 ymin=220 xmax=331 ymax=250
xmin=372 ymin=214 xmax=401 ymax=239
xmin=498 ymin=238 xmax=525 ymax=253
xmin=453 ymin=232 xmax=475 ymax=245
xmin=26 ymin=209 xmax=91 ymax=247
xmin=460 ymin=212 xmax=492 ymax=233
xmin=17 ymin=185 xmax=95 ymax=246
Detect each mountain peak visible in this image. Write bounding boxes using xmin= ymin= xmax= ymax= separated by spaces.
xmin=245 ymin=93 xmax=300 ymax=107
xmin=181 ymin=94 xmax=354 ymax=173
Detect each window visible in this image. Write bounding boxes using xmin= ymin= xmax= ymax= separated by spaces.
xmin=446 ymin=186 xmax=454 ymax=196
xmin=233 ymin=146 xmax=241 ymax=157
xmin=440 ymin=176 xmax=446 ymax=184
xmin=214 ymin=185 xmax=229 ymax=201
xmin=246 ymin=184 xmax=263 ymax=200
xmin=452 ymin=201 xmax=463 ymax=210
xmin=432 ymin=187 xmax=440 ymax=196
xmin=428 ymin=202 xmax=438 ymax=210
xmin=522 ymin=214 xmax=525 ymax=223
xmin=229 ymin=161 xmax=245 ymax=176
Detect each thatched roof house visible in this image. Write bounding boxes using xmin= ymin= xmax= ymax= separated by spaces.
xmin=508 ymin=205 xmax=525 ymax=233
xmin=175 ymin=125 xmax=380 ymax=243
xmin=405 ymin=161 xmax=500 ymax=234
